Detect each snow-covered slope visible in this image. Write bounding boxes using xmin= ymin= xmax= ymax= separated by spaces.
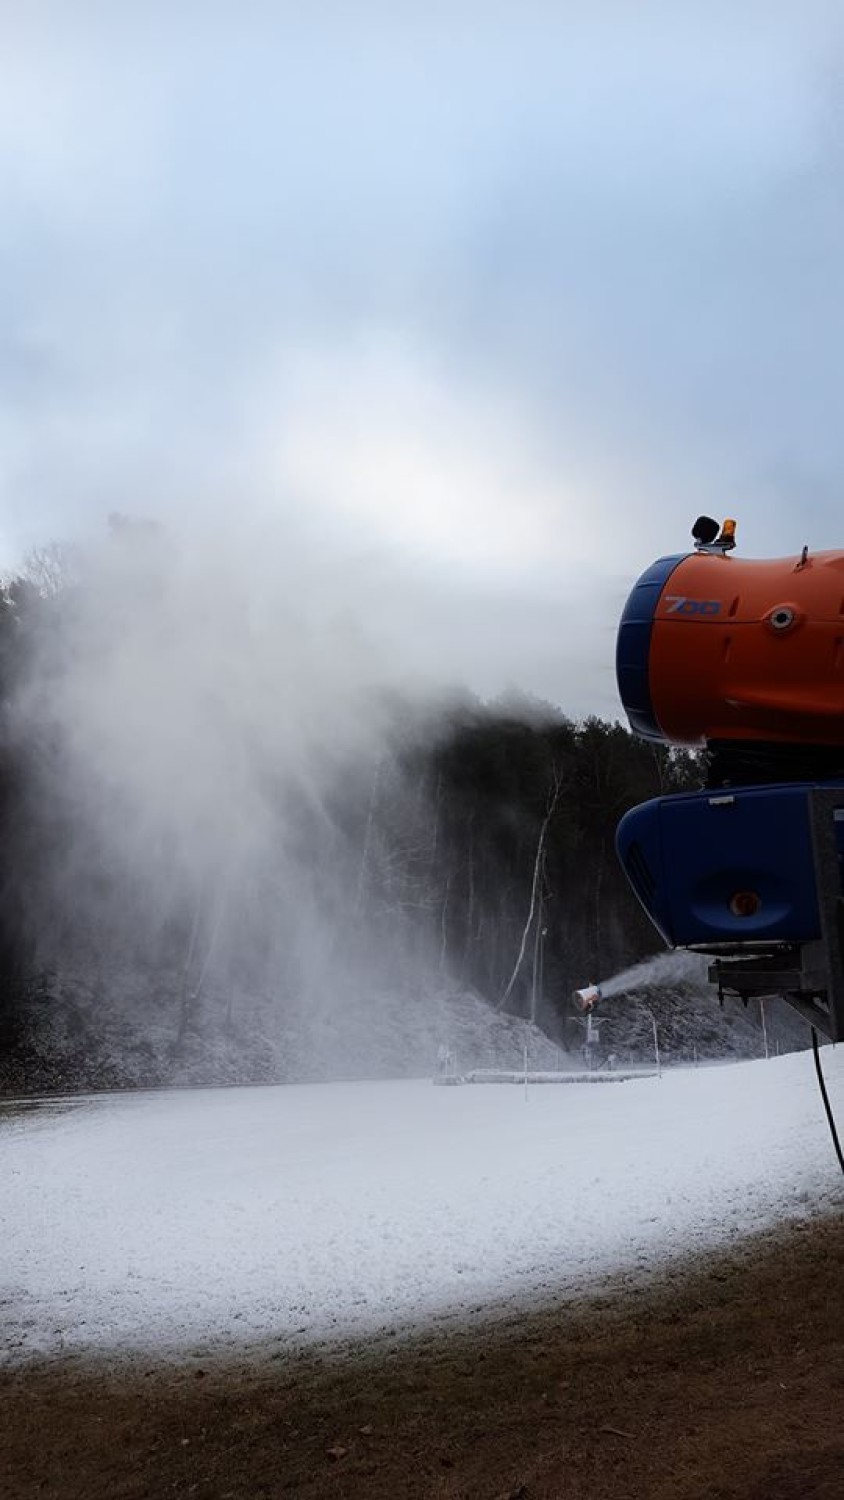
xmin=0 ymin=978 xmax=571 ymax=1092
xmin=2 ymin=1051 xmax=842 ymax=1366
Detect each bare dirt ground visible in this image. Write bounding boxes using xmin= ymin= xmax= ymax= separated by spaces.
xmin=2 ymin=1214 xmax=843 ymax=1500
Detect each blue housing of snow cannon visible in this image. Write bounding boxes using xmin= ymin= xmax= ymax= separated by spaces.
xmin=616 ymin=782 xmax=844 ymax=948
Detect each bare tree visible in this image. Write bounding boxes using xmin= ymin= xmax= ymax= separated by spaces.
xmin=23 ymin=542 xmax=77 ymax=598
xmin=498 ymin=771 xmax=561 ymax=1013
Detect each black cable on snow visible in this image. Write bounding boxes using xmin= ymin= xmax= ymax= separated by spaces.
xmin=812 ymin=1027 xmax=844 ymax=1176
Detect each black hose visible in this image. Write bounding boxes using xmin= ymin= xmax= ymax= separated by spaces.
xmin=811 ymin=1027 xmax=844 ymax=1176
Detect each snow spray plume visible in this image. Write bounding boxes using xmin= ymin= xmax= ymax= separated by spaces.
xmin=9 ymin=517 xmax=473 ymax=1081
xmin=598 ymin=950 xmax=708 ymax=1000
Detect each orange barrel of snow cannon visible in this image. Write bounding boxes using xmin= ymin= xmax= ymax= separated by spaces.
xmin=617 ymin=548 xmax=844 ymax=748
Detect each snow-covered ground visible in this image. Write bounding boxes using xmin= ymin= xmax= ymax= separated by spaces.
xmin=2 ymin=1051 xmax=842 ymax=1366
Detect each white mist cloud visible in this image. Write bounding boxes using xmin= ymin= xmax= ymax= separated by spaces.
xmin=257 ymin=338 xmax=586 ymax=577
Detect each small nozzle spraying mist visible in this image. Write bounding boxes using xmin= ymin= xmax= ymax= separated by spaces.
xmin=573 ymin=952 xmax=708 ymax=1013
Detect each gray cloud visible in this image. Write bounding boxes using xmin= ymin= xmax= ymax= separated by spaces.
xmin=2 ymin=2 xmax=844 ymax=707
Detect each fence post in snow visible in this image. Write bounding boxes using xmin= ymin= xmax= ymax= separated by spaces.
xmin=639 ymin=1003 xmax=661 ymax=1078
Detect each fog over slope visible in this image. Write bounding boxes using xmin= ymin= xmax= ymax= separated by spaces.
xmin=8 ymin=519 xmax=471 ymax=1081
xmin=0 ymin=516 xmax=803 ymax=1091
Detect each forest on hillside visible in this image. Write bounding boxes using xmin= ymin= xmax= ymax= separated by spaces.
xmin=0 ymin=525 xmax=799 ymax=1091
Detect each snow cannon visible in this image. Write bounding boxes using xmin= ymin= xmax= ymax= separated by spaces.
xmin=573 ymin=983 xmax=602 ymax=1011
xmin=617 ymin=522 xmax=844 ymax=753
xmin=614 ymin=518 xmax=844 ymax=1042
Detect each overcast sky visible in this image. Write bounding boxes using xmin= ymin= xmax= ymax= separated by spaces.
xmin=2 ymin=2 xmax=844 ymax=714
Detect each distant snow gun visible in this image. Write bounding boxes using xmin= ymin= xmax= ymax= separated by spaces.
xmin=615 ymin=516 xmax=844 ymax=1042
xmin=573 ymin=983 xmax=602 ymax=1012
